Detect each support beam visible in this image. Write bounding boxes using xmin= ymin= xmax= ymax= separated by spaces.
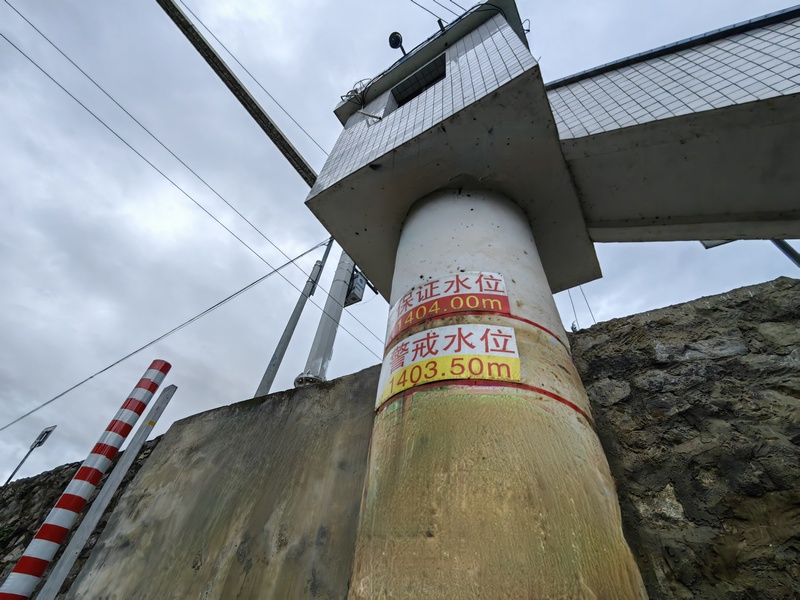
xmin=773 ymin=239 xmax=800 ymax=269
xmin=156 ymin=0 xmax=317 ymax=187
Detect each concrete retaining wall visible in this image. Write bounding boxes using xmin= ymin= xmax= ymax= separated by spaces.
xmin=68 ymin=366 xmax=378 ymax=599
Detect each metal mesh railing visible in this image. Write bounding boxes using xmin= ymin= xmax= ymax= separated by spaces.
xmin=547 ymin=16 xmax=800 ymax=139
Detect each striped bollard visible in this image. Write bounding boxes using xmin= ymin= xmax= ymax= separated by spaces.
xmin=0 ymin=360 xmax=171 ymax=600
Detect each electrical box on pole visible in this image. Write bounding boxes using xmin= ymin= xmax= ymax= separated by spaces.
xmin=344 ymin=268 xmax=367 ymax=307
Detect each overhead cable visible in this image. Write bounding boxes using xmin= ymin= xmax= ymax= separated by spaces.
xmin=0 ymin=240 xmax=329 ymax=433
xmin=579 ymin=285 xmax=597 ymax=325
xmin=156 ymin=0 xmax=317 ymax=186
xmin=0 ymin=31 xmax=384 ymax=357
xmin=408 ymin=0 xmax=445 ymax=21
xmin=3 ymin=0 xmax=384 ymax=349
xmin=430 ymin=0 xmax=460 ymax=18
xmin=567 ymin=288 xmax=580 ymax=330
xmin=177 ymin=0 xmax=328 ymax=157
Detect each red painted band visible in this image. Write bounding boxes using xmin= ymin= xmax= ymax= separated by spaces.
xmin=134 ymin=378 xmax=159 ymax=394
xmin=106 ymin=419 xmax=133 ymax=438
xmin=376 ymin=379 xmax=593 ymax=425
xmin=385 ymin=311 xmax=569 ymax=353
xmin=514 ymin=382 xmax=593 ymax=424
xmin=54 ymin=493 xmax=87 ymax=514
xmin=0 ymin=592 xmax=29 ymax=599
xmin=121 ymin=398 xmax=147 ymax=415
xmin=150 ymin=359 xmax=171 ymax=375
xmin=502 ymin=314 xmax=567 ymax=349
xmin=35 ymin=524 xmax=69 ymax=545
xmin=90 ymin=443 xmax=119 ymax=461
xmin=12 ymin=556 xmax=49 ymax=578
xmin=74 ymin=466 xmax=104 ymax=486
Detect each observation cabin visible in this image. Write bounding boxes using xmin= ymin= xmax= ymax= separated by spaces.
xmin=305 ymin=0 xmax=600 ymax=298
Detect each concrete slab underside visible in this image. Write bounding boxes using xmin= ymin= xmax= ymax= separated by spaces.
xmin=307 ymin=68 xmax=600 ymax=299
xmin=563 ymin=92 xmax=800 ymax=242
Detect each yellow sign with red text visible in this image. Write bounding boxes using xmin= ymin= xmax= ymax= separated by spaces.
xmin=377 ymin=324 xmax=521 ymax=407
xmin=386 ymin=272 xmax=510 ymax=346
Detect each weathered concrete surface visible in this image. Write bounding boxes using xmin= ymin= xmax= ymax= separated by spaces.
xmin=351 ymin=388 xmax=646 ymax=599
xmin=0 ymin=439 xmax=161 ymax=597
xmin=574 ymin=277 xmax=800 ymax=599
xmin=68 ymin=366 xmax=379 ymax=600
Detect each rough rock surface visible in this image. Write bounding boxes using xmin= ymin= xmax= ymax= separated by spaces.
xmin=0 ymin=439 xmax=161 ymax=597
xmin=572 ymin=277 xmax=800 ymax=599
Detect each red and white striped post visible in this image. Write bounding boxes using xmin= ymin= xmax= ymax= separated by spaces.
xmin=0 ymin=359 xmax=171 ymax=600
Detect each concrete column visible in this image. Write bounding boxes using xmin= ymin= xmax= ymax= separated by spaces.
xmin=349 ymin=189 xmax=646 ymax=598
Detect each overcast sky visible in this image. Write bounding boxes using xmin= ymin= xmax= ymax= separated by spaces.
xmin=1 ymin=0 xmax=797 ymax=482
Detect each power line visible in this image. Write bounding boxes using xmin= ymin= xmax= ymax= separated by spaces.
xmin=177 ymin=0 xmax=328 ymax=157
xmin=408 ymin=0 xmax=444 ymax=21
xmin=579 ymin=285 xmax=597 ymax=325
xmin=0 ymin=30 xmax=384 ymax=357
xmin=448 ymin=0 xmax=467 ymax=11
xmin=0 ymin=32 xmax=264 ymax=270
xmin=430 ymin=0 xmax=459 ymax=18
xmin=0 ymin=240 xmax=328 ymax=433
xmin=3 ymin=0 xmax=384 ymax=349
xmin=567 ymin=288 xmax=580 ymax=330
xmin=2 ymin=1 xmax=288 ymax=263
xmin=4 ymin=0 xmax=383 ymax=343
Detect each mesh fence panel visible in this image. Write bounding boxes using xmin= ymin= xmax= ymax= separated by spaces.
xmin=548 ymin=17 xmax=800 ymax=139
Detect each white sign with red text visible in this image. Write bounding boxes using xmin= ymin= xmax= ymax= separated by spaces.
xmin=386 ymin=272 xmax=511 ymax=346
xmin=377 ymin=323 xmax=521 ymax=407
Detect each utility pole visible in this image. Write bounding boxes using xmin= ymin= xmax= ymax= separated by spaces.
xmin=294 ymin=250 xmax=355 ymax=387
xmin=254 ymin=238 xmax=333 ymax=396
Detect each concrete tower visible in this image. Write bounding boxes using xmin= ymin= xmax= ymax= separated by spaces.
xmin=307 ymin=0 xmax=800 ymax=599
xmin=306 ymin=1 xmax=646 ymax=597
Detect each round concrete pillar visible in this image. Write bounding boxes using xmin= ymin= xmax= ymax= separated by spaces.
xmin=349 ymin=189 xmax=646 ymax=598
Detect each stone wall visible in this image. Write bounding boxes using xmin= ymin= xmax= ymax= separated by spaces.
xmin=1 ymin=277 xmax=797 ymax=598
xmin=574 ymin=276 xmax=799 ymax=599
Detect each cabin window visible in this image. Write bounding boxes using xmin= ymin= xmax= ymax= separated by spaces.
xmin=391 ymin=54 xmax=446 ymax=107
